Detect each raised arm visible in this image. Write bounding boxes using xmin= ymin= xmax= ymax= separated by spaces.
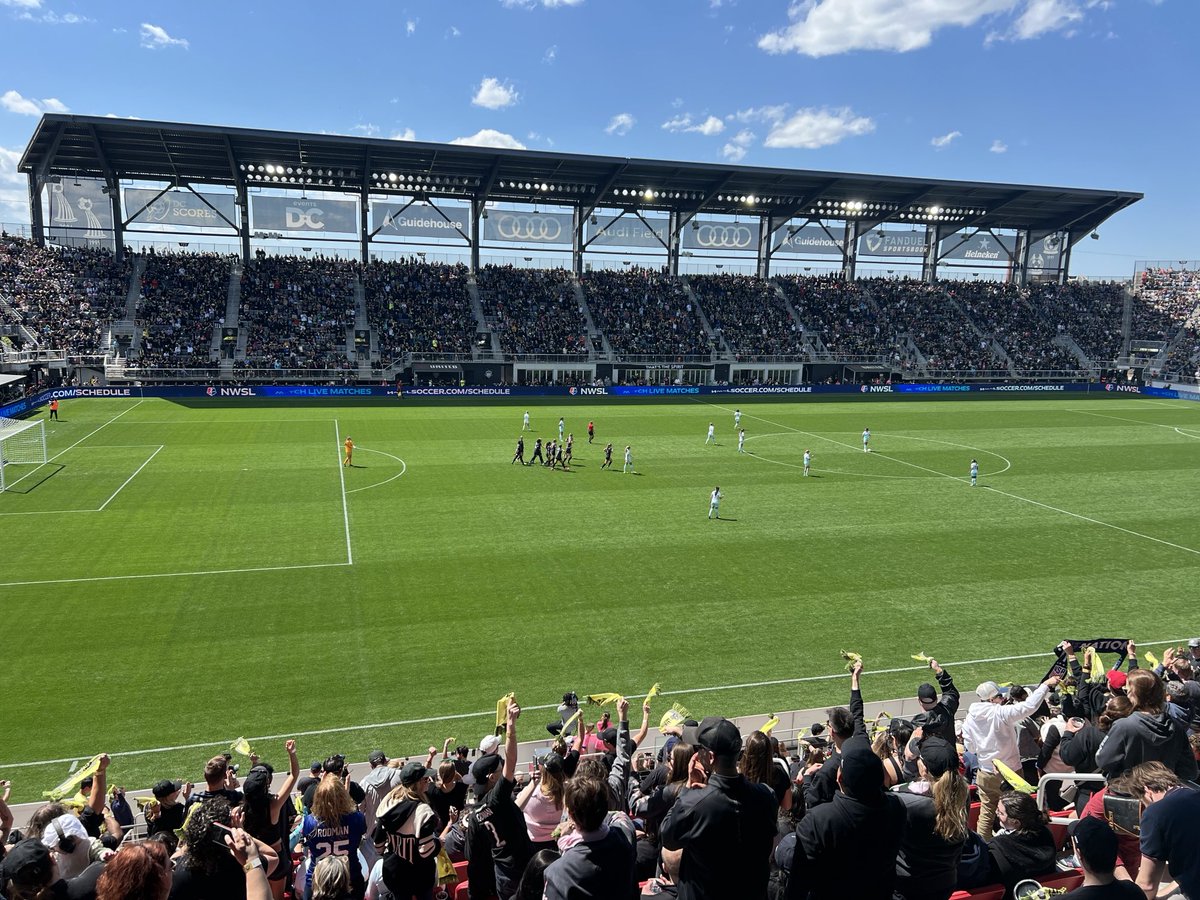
xmin=930 ymin=658 xmax=959 ymax=715
xmin=503 ymin=700 xmax=520 ymax=783
xmin=269 ymin=740 xmax=300 ymax=820
xmin=607 ymin=698 xmax=633 ymax=808
xmin=850 ymin=660 xmax=866 ymax=737
xmin=0 ymin=780 xmax=12 ymax=846
xmin=89 ymin=753 xmax=111 ymax=815
xmin=631 ymin=699 xmax=652 ymax=750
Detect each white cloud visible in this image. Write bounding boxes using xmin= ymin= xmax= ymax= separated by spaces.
xmin=450 ymin=129 xmax=527 ymax=150
xmin=721 ymin=129 xmax=756 ymax=162
xmin=351 ymin=123 xmax=380 ymax=137
xmin=472 ymin=77 xmax=519 ymax=109
xmin=731 ymin=104 xmax=790 ymax=125
xmin=391 ymin=128 xmax=416 ymax=141
xmin=500 ymin=0 xmax=583 ymax=7
xmin=990 ymin=139 xmax=1008 ymax=153
xmin=406 ymin=18 xmax=417 ymax=36
xmin=931 ymin=129 xmax=962 ymax=148
xmin=764 ymin=107 xmax=875 ymax=149
xmin=1 ymin=89 xmax=68 ymax=116
xmin=757 ymin=0 xmax=1097 ymax=56
xmin=661 ymin=113 xmax=725 ymax=135
xmin=543 ymin=45 xmax=557 ymax=63
xmin=0 ymin=144 xmax=29 ymax=223
xmin=140 ymin=23 xmax=188 ymax=49
xmin=448 ymin=25 xmax=461 ymax=37
xmin=0 ymin=0 xmax=42 ymax=8
xmin=605 ymin=113 xmax=635 ymax=136
xmin=16 ymin=8 xmax=90 ymax=23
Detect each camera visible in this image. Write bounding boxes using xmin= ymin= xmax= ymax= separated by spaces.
xmin=563 ymin=691 xmax=578 ymax=707
xmin=229 ymin=765 xmax=239 ymax=775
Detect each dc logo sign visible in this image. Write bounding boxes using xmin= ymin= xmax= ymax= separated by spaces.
xmin=1105 ymin=383 xmax=1115 ymax=391
xmin=568 ymin=387 xmax=577 ymax=395
xmin=206 ymin=386 xmax=216 ymax=396
xmin=285 ymin=207 xmax=326 ymax=230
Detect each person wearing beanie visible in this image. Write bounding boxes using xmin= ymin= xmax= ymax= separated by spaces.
xmin=893 ymin=737 xmax=969 ymax=900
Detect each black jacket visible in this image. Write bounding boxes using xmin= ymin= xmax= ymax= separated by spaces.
xmin=801 ymin=689 xmax=867 ymax=811
xmin=988 ymin=827 xmax=1057 ymax=894
xmin=915 ymin=667 xmax=960 ymax=746
xmin=894 ymin=789 xmax=966 ymax=896
xmin=660 ymin=772 xmax=778 ymax=900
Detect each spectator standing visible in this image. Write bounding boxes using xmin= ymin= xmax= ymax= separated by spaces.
xmin=300 ymin=777 xmax=367 ymax=900
xmin=1131 ymin=761 xmax=1200 ymax=900
xmin=542 ymin=776 xmax=636 ymax=900
xmin=893 ymin=737 xmax=969 ymax=900
xmin=801 ymin=660 xmax=867 ymax=810
xmin=1095 ymin=669 xmax=1197 ymax=781
xmin=373 ymin=761 xmax=441 ymax=900
xmin=359 ymin=750 xmax=403 ymax=869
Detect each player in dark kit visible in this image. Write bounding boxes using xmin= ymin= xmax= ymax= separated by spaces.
xmin=587 ymin=421 xmax=595 ymax=443
xmin=564 ymin=434 xmax=574 ymax=466
xmin=512 ymin=437 xmax=525 ymax=465
xmin=544 ymin=440 xmax=556 ymax=467
xmin=529 ymin=438 xmax=544 ymax=465
xmin=601 ymin=442 xmax=613 ymax=469
xmin=554 ymin=442 xmax=568 ymax=470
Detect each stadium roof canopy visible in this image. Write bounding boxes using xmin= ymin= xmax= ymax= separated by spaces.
xmin=20 ymin=114 xmax=1141 ymax=238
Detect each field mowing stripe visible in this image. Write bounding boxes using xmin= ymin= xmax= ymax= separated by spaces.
xmin=334 ymin=420 xmax=354 ymax=565
xmin=1068 ymin=408 xmax=1197 ymax=432
xmin=1 ymin=638 xmax=1188 ymax=770
xmin=0 ymin=561 xmax=351 ymax=589
xmin=1 ymin=400 xmax=145 ymax=492
xmin=97 ymin=445 xmax=164 ymax=511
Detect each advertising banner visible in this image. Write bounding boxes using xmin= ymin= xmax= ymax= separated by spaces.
xmin=46 ymin=177 xmax=114 ymax=248
xmin=586 ymin=214 xmax=669 ymax=249
xmin=250 ymin=195 xmax=358 ymax=234
xmin=124 ymin=188 xmax=238 ymax=228
xmin=483 ymin=209 xmax=573 ymax=244
xmin=857 ymin=228 xmax=928 ymax=258
xmin=939 ymin=231 xmax=1016 ymax=263
xmin=371 ymin=202 xmax=471 ymax=241
xmin=1026 ymin=230 xmax=1065 ymax=272
xmin=682 ymin=219 xmax=760 ymax=252
xmin=771 ymin=222 xmax=844 ymax=256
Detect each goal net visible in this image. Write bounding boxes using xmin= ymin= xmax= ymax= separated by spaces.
xmin=0 ymin=416 xmax=48 ymax=491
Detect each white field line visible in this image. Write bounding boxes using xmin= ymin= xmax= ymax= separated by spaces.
xmin=1 ymin=638 xmax=1189 ymax=771
xmin=334 ymin=420 xmax=353 ymax=565
xmin=1068 ymin=407 xmax=1199 ymax=432
xmin=97 ymin=445 xmax=164 ymax=511
xmin=0 ymin=561 xmax=351 ymax=589
xmin=0 ymin=509 xmax=100 ymax=517
xmin=701 ymin=399 xmax=1200 ymax=557
xmin=1 ymin=400 xmax=145 ymax=492
xmin=344 ymin=448 xmax=408 ymax=495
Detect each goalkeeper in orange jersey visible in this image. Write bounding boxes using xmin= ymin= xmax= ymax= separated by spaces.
xmin=343 ymin=436 xmax=354 ymax=467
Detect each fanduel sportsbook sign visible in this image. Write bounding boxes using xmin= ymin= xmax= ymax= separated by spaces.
xmin=772 ymin=223 xmax=844 ymax=256
xmin=857 ymin=228 xmax=927 ymax=257
xmin=125 ymin=188 xmax=238 ymax=228
xmin=483 ymin=210 xmax=573 ymax=244
xmin=939 ymin=231 xmax=1016 ymax=263
xmin=682 ymin=220 xmax=761 ymax=251
xmin=251 ymin=195 xmax=358 ymax=234
xmin=372 ymin=202 xmax=471 ymax=240
xmin=586 ymin=215 xmax=669 ymax=249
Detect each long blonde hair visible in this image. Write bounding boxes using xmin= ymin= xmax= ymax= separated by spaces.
xmin=929 ymin=769 xmax=969 ymax=843
xmin=311 ymin=777 xmax=355 ymax=824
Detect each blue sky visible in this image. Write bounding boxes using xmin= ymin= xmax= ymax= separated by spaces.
xmin=0 ymin=0 xmax=1195 ymax=275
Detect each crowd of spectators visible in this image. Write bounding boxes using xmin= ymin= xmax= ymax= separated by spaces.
xmin=1026 ymin=282 xmax=1126 ymax=365
xmin=240 ymin=257 xmax=356 ymax=371
xmin=774 ymin=275 xmax=899 ymax=360
xmin=944 ymin=281 xmax=1080 ymax=372
xmin=0 ymin=236 xmax=131 ymax=354
xmin=688 ymin=274 xmax=805 ymax=357
xmin=477 ymin=266 xmax=588 ymax=355
xmin=3 ymin=639 xmax=1198 ymax=900
xmin=861 ymin=279 xmax=998 ymax=372
xmin=364 ymin=260 xmax=476 ymax=360
xmin=137 ymin=253 xmax=233 ymax=369
xmin=1138 ymin=268 xmax=1200 ymax=332
xmin=583 ymin=269 xmax=711 ymax=357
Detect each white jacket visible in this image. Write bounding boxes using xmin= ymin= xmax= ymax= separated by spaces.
xmin=962 ymin=682 xmax=1051 ymax=775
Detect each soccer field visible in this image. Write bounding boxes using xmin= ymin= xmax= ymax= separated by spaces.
xmin=2 ymin=394 xmax=1198 ymax=799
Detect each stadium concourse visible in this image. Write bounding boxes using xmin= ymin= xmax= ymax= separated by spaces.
xmin=3 ymin=235 xmax=1200 ymax=387
xmin=1 ymin=645 xmax=1199 ymax=900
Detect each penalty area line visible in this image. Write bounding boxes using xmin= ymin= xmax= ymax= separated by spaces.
xmin=334 ymin=419 xmax=354 ymax=565
xmin=2 ymin=638 xmax=1190 ymax=770
xmin=97 ymin=445 xmax=164 ymax=511
xmin=0 ymin=561 xmax=352 ymax=590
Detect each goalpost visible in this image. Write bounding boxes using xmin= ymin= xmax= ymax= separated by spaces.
xmin=0 ymin=417 xmax=48 ymax=491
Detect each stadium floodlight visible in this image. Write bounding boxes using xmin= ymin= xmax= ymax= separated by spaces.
xmin=0 ymin=417 xmax=48 ymax=492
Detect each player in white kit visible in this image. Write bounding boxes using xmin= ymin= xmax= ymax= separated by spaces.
xmin=705 ymin=422 xmax=716 ymax=445
xmin=803 ymin=449 xmax=811 ymax=476
xmin=708 ymin=486 xmax=723 ymax=519
xmin=734 ymin=409 xmax=742 ymax=429
xmin=970 ymin=458 xmax=978 ymax=486
xmin=737 ymin=429 xmax=746 ymax=453
xmin=623 ymin=445 xmax=633 ymax=473
xmin=862 ymin=428 xmax=871 ymax=452
xmin=523 ymin=411 xmax=530 ymax=431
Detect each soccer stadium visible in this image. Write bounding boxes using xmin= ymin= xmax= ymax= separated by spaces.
xmin=2 ymin=4 xmax=1199 ymax=900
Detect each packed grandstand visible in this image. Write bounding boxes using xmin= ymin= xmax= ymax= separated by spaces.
xmin=2 ymin=235 xmax=1199 ymax=389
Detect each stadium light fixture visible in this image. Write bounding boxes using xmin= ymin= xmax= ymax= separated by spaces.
xmin=1090 ymin=232 xmax=1100 ymax=239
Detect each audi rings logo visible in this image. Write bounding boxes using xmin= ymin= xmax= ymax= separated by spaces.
xmin=695 ymin=224 xmax=753 ymax=249
xmin=495 ymin=214 xmax=563 ymax=242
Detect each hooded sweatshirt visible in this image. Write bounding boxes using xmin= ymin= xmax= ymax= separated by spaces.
xmin=1094 ymin=710 xmax=1197 ymax=781
xmin=374 ymin=794 xmax=441 ymax=895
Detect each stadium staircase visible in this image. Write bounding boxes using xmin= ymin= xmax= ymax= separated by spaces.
xmin=1120 ymin=285 xmax=1135 ymax=362
xmin=569 ymin=276 xmax=605 ymax=358
xmin=904 ymin=335 xmax=930 ymax=375
xmin=773 ymin=281 xmax=821 ymax=361
xmin=351 ymin=276 xmax=373 ymax=379
xmin=678 ymin=277 xmax=728 ymax=355
xmin=103 ymin=256 xmax=147 ymax=359
xmin=1053 ymin=333 xmax=1092 ymax=369
xmin=466 ymin=275 xmax=503 ymax=359
xmin=0 ymin=295 xmax=41 ymax=350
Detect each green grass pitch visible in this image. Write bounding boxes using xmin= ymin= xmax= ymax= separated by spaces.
xmin=2 ymin=395 xmax=1198 ymax=799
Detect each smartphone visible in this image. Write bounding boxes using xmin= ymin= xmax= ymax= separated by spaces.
xmin=208 ymin=821 xmax=234 ymax=848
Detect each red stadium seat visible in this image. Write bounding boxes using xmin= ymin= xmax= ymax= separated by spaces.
xmin=949 ymin=886 xmax=1004 ymax=900
xmin=967 ymin=800 xmax=981 ymax=832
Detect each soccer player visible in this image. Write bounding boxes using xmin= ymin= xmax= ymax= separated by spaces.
xmin=555 ymin=441 xmax=568 ymax=470
xmin=565 ymin=434 xmax=574 ymax=466
xmin=623 ymin=445 xmax=633 ymax=474
xmin=705 ymin=422 xmax=716 ymax=445
xmin=530 ymin=438 xmax=544 ymax=466
xmin=587 ymin=421 xmax=595 ymax=443
xmin=343 ymin=436 xmax=354 ymax=467
xmin=49 ymin=398 xmax=59 ymax=421
xmin=734 ymin=408 xmax=742 ymax=429
xmin=970 ymin=458 xmax=978 ymax=486
xmin=522 ymin=411 xmax=530 ymax=431
xmin=862 ymin=427 xmax=871 ymax=452
xmin=512 ymin=437 xmax=525 ymax=465
xmin=737 ymin=428 xmax=746 ymax=453
xmin=558 ymin=417 xmax=565 ymax=441
xmin=544 ymin=440 xmax=556 ymax=467
xmin=601 ymin=442 xmax=614 ymax=469
xmin=803 ymin=449 xmax=812 ymax=476
xmin=708 ymin=486 xmax=723 ymax=519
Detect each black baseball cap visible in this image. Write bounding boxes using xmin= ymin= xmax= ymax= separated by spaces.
xmin=599 ymin=727 xmax=618 ymax=746
xmin=470 ymin=753 xmax=503 ymax=796
xmin=0 ymin=839 xmax=52 ymax=887
xmin=917 ymin=683 xmax=938 ymax=703
xmin=369 ymin=750 xmax=388 ymax=766
xmin=918 ymin=737 xmax=959 ymax=778
xmin=1070 ymin=817 xmax=1118 ymax=871
xmin=400 ymin=761 xmax=428 ymax=786
xmin=152 ymin=779 xmax=182 ymax=800
xmin=682 ymin=716 xmax=743 ymax=759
